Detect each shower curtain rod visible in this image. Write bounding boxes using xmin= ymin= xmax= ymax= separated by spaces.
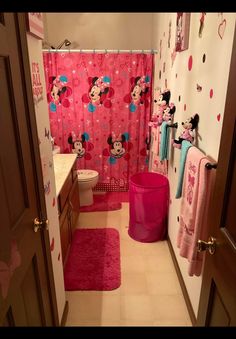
xmin=42 ymin=49 xmax=158 ymax=54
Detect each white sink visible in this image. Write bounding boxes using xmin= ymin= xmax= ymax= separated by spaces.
xmin=52 ymin=145 xmax=60 ymax=155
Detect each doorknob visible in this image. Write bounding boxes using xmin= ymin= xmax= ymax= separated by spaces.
xmin=33 ymin=217 xmax=49 ymax=232
xmin=197 ymin=236 xmax=216 ymax=255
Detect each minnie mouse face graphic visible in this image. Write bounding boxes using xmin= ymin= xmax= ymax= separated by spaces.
xmin=82 ymin=76 xmax=114 ymax=112
xmin=131 ymin=83 xmax=144 ymax=103
xmin=68 ymin=132 xmax=94 ymax=160
xmin=88 ymin=78 xmax=109 ymax=103
xmin=47 ymin=75 xmax=72 ymax=112
xmin=103 ymin=132 xmax=132 ymax=165
xmin=68 ymin=134 xmax=85 ymax=158
xmin=107 ymin=135 xmax=126 ymax=158
xmin=162 ymin=103 xmax=176 ymax=124
xmin=124 ymin=76 xmax=150 ymax=112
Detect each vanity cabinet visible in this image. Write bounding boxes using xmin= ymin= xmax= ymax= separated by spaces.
xmin=58 ymin=164 xmax=80 ymax=265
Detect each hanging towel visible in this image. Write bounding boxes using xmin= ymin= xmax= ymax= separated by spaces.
xmin=159 ymin=122 xmax=170 ymax=161
xmin=177 ymin=146 xmax=215 ymax=276
xmin=175 ymin=140 xmax=193 ymax=198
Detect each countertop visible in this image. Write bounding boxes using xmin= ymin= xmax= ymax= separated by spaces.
xmin=53 ymin=154 xmax=77 ymax=197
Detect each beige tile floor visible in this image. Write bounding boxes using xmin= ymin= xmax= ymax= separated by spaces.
xmin=65 ymin=202 xmax=192 ymax=327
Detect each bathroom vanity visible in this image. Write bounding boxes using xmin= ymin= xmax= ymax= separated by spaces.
xmin=53 ymin=154 xmax=80 ymax=265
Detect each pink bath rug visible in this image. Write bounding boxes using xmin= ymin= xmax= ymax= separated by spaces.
xmin=64 ymin=228 xmax=121 ymax=291
xmin=79 ymin=191 xmax=129 ymax=212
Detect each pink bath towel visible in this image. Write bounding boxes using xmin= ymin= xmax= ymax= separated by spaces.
xmin=177 ymin=147 xmax=215 ymax=276
xmin=150 ymin=125 xmax=160 ymax=155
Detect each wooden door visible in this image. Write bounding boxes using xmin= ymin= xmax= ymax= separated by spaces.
xmin=197 ymin=23 xmax=236 ymax=326
xmin=0 ymin=13 xmax=56 ymax=326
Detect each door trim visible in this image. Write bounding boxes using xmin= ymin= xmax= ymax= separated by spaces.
xmin=196 ymin=22 xmax=236 ymax=326
xmin=16 ymin=13 xmax=59 ymax=326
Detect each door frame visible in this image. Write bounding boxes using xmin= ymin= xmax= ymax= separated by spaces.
xmin=196 ymin=22 xmax=236 ymax=326
xmin=15 ymin=13 xmax=59 ymax=326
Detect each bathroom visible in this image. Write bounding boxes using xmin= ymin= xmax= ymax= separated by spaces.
xmin=0 ymin=12 xmax=235 ymax=327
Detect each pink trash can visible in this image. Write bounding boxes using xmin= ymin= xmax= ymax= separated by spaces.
xmin=128 ymin=172 xmax=169 ymax=242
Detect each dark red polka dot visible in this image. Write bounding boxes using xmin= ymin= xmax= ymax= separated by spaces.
xmin=184 ymin=104 xmax=187 ymax=111
xmin=188 ymin=55 xmax=193 ymax=71
xmin=165 ymin=79 xmax=167 ymax=88
xmin=159 ymin=70 xmax=161 ymax=79
xmin=210 ymin=89 xmax=213 ymax=98
xmin=176 ymin=73 xmax=178 ymax=78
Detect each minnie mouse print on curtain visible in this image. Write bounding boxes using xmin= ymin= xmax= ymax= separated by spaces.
xmin=43 ymin=52 xmax=153 ymax=191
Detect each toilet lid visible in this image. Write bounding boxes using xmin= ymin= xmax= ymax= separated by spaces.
xmin=77 ymin=169 xmax=99 ymax=181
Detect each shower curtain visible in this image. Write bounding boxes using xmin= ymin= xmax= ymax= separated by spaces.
xmin=43 ymin=52 xmax=153 ymax=191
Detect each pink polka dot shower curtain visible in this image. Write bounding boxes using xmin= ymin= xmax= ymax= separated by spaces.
xmin=43 ymin=52 xmax=153 ymax=191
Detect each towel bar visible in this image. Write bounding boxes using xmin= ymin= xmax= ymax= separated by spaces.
xmin=167 ymin=122 xmax=178 ymax=129
xmin=205 ymin=163 xmax=217 ymax=170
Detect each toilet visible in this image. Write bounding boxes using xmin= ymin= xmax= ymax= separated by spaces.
xmin=77 ymin=169 xmax=99 ymax=206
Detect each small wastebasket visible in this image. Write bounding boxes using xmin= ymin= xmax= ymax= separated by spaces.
xmin=128 ymin=172 xmax=169 ymax=242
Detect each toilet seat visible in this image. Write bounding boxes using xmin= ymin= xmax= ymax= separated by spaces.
xmin=77 ymin=169 xmax=99 ymax=182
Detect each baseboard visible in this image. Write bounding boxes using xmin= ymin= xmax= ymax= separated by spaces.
xmin=60 ymin=300 xmax=69 ymax=327
xmin=167 ymin=236 xmax=197 ymax=326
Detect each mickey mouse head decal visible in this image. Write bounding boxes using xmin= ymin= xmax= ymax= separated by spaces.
xmin=82 ymin=76 xmax=115 ymax=112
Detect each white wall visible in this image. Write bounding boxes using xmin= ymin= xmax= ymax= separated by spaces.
xmin=27 ymin=34 xmax=66 ymax=323
xmin=152 ymin=13 xmax=236 ymax=316
xmin=43 ymin=13 xmax=153 ymax=50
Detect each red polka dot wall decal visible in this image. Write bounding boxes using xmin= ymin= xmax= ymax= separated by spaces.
xmin=210 ymin=89 xmax=214 ymax=98
xmin=217 ymin=114 xmax=221 ymax=121
xmin=52 ymin=197 xmax=56 ymax=207
xmin=163 ymin=62 xmax=166 ymax=73
xmin=188 ymin=55 xmax=193 ymax=71
xmin=58 ymin=253 xmax=61 ymax=261
xmin=184 ymin=104 xmax=187 ymax=111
